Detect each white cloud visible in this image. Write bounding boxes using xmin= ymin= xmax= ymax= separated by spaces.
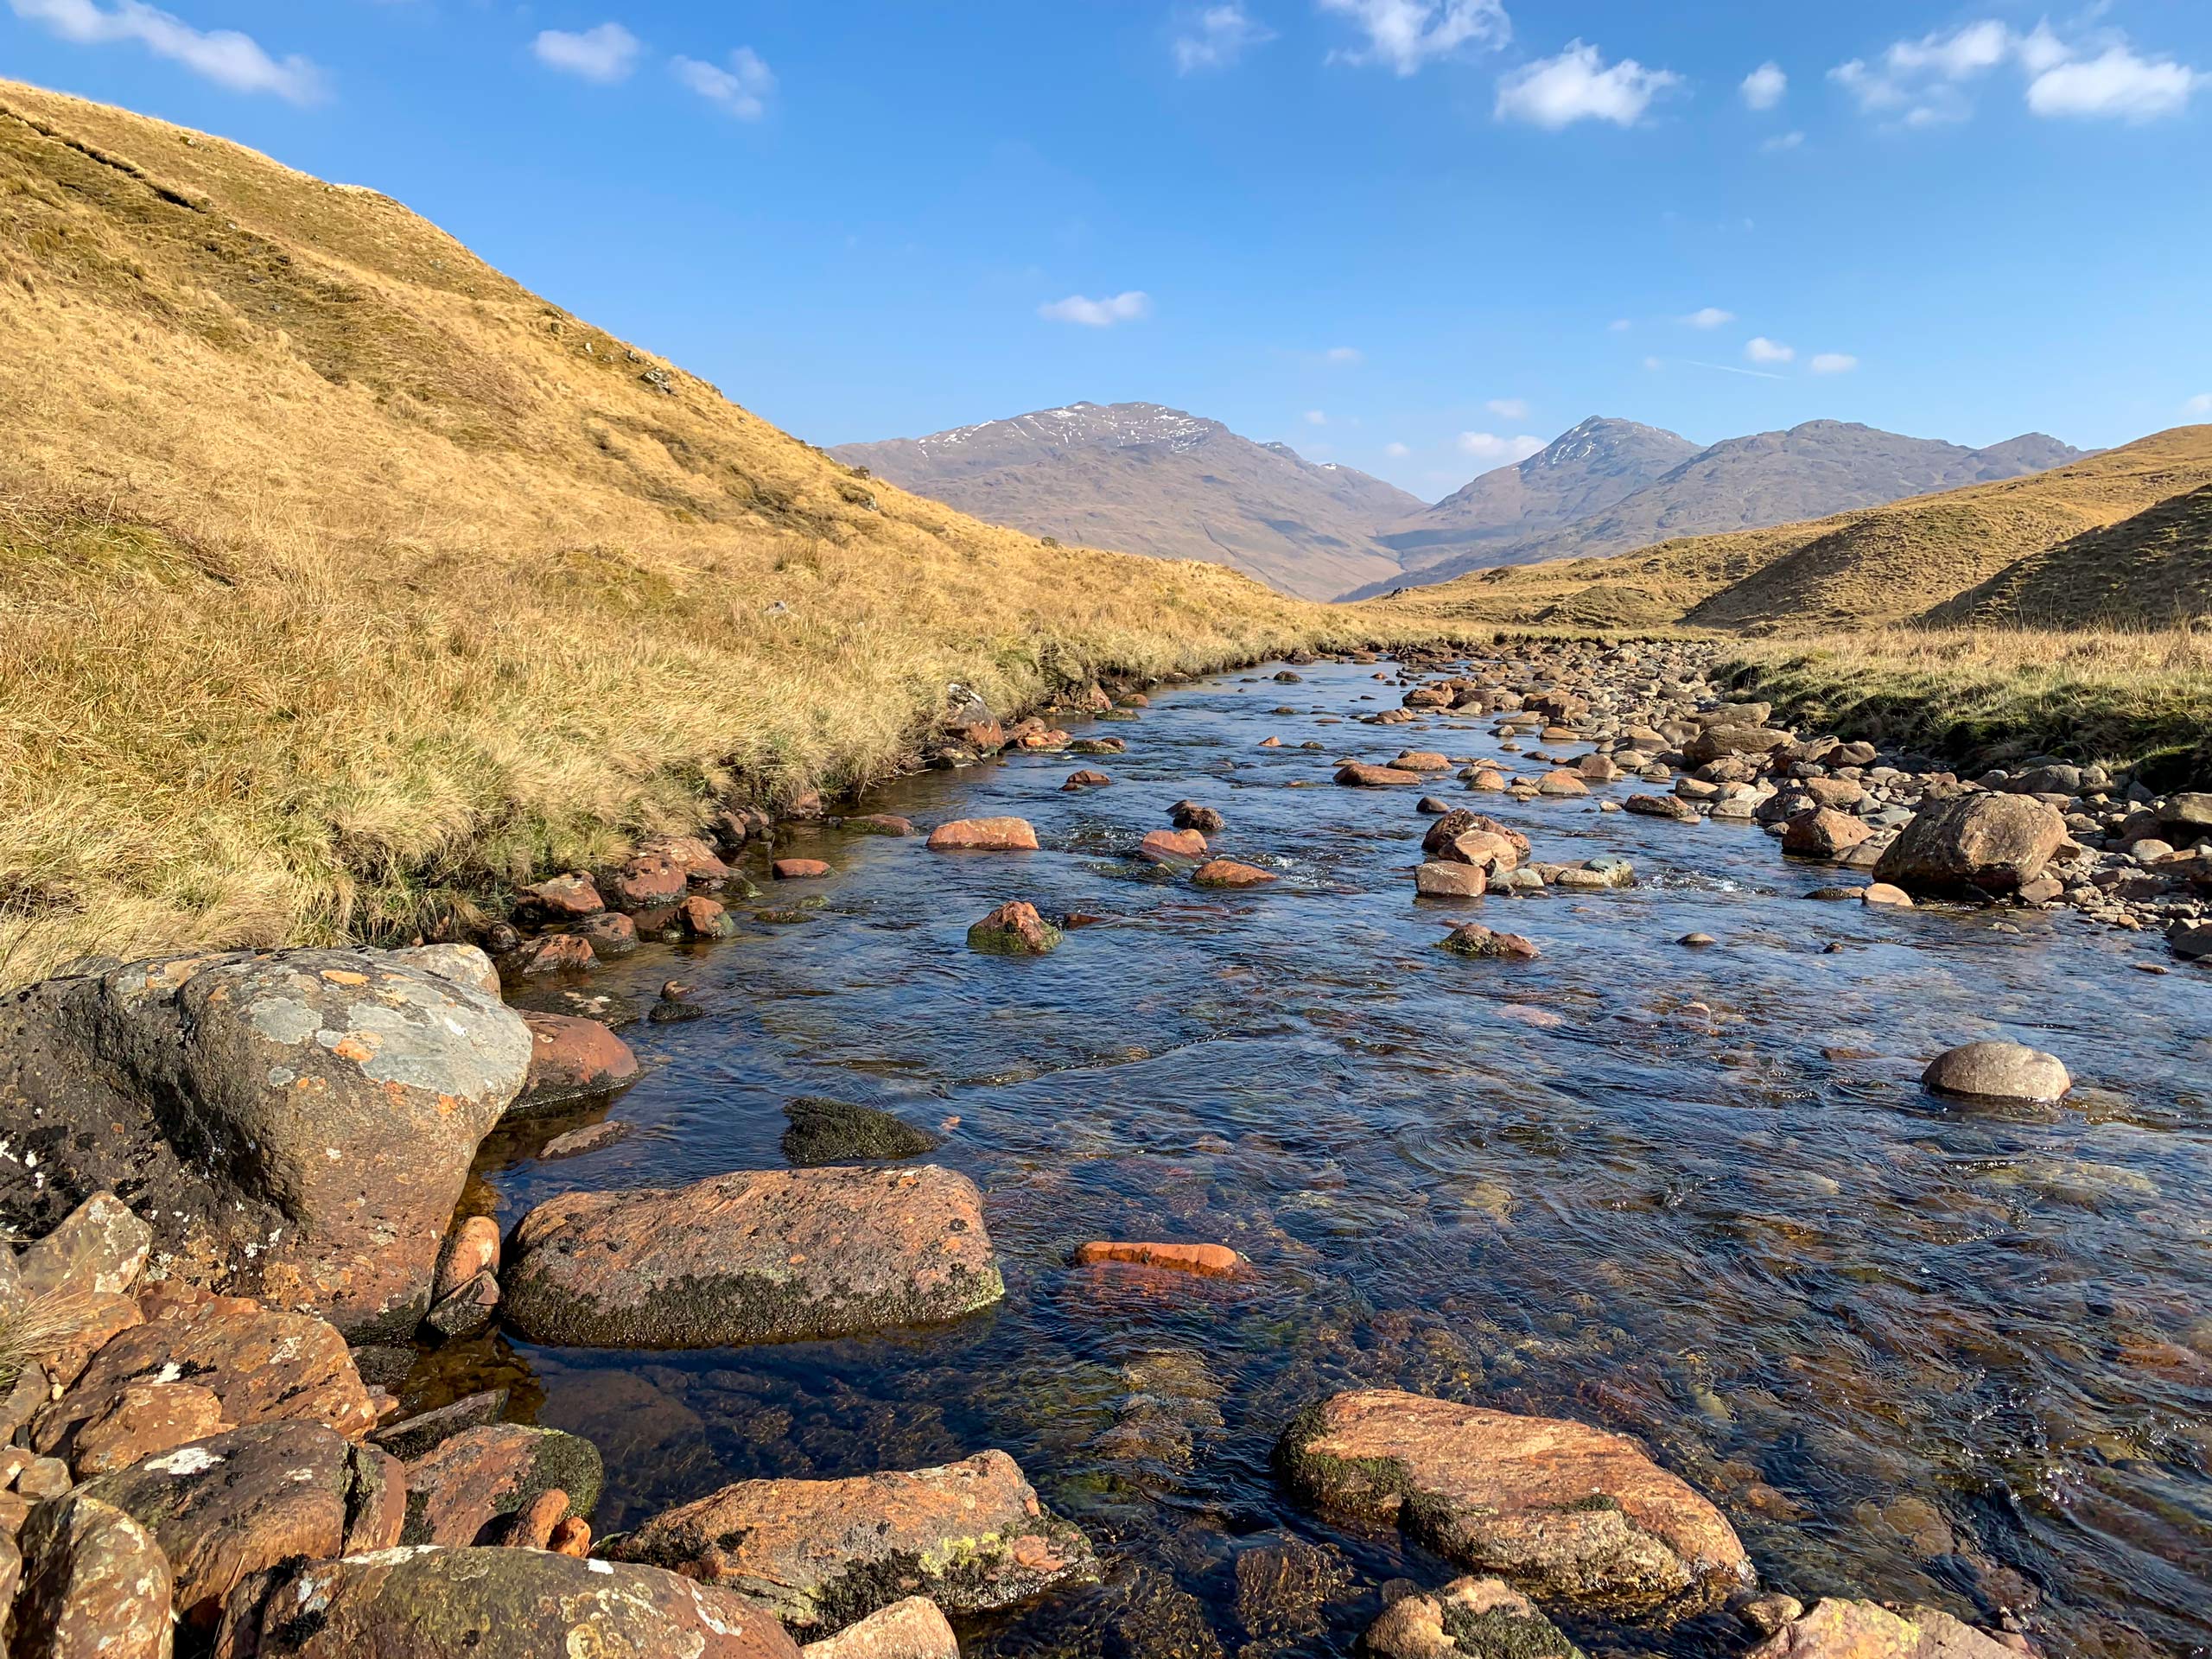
xmin=1305 ymin=410 xmax=1328 ymax=425
xmin=1745 ymin=336 xmax=1795 ymax=365
xmin=10 ymin=0 xmax=323 ymax=100
xmin=532 ymin=22 xmax=641 ymax=84
xmin=1834 ymin=19 xmax=2202 ymax=127
xmin=1384 ymin=441 xmax=1412 ymax=457
xmin=1484 ymin=397 xmax=1530 ymax=420
xmin=1811 ymin=353 xmax=1859 ymax=374
xmin=2028 ymin=48 xmax=2202 ymax=121
xmin=1761 ymin=130 xmax=1805 ymax=151
xmin=1741 ymin=61 xmax=1786 ymax=110
xmin=1458 ymin=430 xmax=1545 ymax=464
xmin=2186 ymin=394 xmax=2212 ymax=417
xmin=1683 ymin=307 xmax=1734 ymax=329
xmin=1319 ymin=0 xmax=1510 ymax=76
xmin=1173 ymin=3 xmax=1275 ymax=73
xmin=1642 ymin=356 xmax=1663 ymax=371
xmin=1496 ymin=40 xmax=1681 ymax=129
xmin=1325 ymin=346 xmax=1363 ymax=365
xmin=672 ymin=48 xmax=775 ymax=118
xmin=1608 ymin=318 xmax=1630 ymax=333
xmin=1038 ymin=291 xmax=1154 ymax=327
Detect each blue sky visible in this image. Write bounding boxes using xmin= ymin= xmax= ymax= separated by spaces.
xmin=5 ymin=1 xmax=2209 ymax=496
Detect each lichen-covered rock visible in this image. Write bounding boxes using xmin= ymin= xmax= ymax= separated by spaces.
xmin=1436 ymin=925 xmax=1541 ymax=962
xmin=16 ymin=1192 xmax=151 ymax=1300
xmin=1363 ymin=1577 xmax=1583 ymax=1659
xmin=400 ymin=1423 xmax=603 ymax=1547
xmin=1875 ymin=795 xmax=2067 ymax=895
xmin=1277 ymin=1389 xmax=1750 ymax=1621
xmin=213 ymin=1546 xmax=802 ymax=1659
xmin=607 ymin=1449 xmax=1096 ymax=1632
xmin=967 ymin=902 xmax=1064 ymax=956
xmin=34 ymin=1290 xmax=376 ymax=1458
xmin=780 ymin=1100 xmax=943 ymax=1167
xmin=0 ymin=948 xmax=531 ymax=1339
xmin=1922 ymin=1041 xmax=2071 ymax=1104
xmin=500 ymin=1166 xmax=1003 ymax=1349
xmin=512 ymin=1012 xmax=639 ymax=1113
xmin=77 ymin=1421 xmax=404 ymax=1626
xmin=1746 ymin=1598 xmax=2019 ymax=1659
xmin=67 ymin=1381 xmax=230 ymax=1478
xmin=12 ymin=1495 xmax=174 ymax=1659
xmin=799 ymin=1598 xmax=959 ymax=1659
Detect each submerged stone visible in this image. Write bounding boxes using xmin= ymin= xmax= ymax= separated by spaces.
xmin=780 ymin=1098 xmax=944 ymax=1166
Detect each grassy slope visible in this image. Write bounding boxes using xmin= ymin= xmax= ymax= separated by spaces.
xmin=1382 ymin=426 xmax=2212 ymax=633
xmin=0 ymin=82 xmax=1458 ymax=984
xmin=1925 ymin=483 xmax=2212 ymax=627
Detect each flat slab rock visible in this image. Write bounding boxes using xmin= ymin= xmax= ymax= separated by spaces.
xmin=500 ymin=1165 xmax=1005 ymax=1349
xmin=1278 ymin=1389 xmax=1751 ymax=1621
xmin=607 ymin=1448 xmax=1097 ymax=1633
xmin=1748 ymin=1598 xmax=2021 ymax=1659
xmin=214 ymin=1545 xmax=801 ymax=1659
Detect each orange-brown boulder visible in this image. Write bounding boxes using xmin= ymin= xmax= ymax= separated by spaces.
xmin=926 ymin=817 xmax=1039 ymax=851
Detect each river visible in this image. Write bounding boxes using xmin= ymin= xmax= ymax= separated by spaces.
xmin=440 ymin=656 xmax=2212 ymax=1659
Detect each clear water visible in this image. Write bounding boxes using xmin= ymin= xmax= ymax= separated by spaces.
xmin=436 ymin=658 xmax=2212 ymax=1659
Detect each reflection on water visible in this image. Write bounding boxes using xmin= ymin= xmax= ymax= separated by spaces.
xmin=461 ymin=659 xmax=2212 ymax=1659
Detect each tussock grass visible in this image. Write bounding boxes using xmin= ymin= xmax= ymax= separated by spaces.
xmin=0 ymin=82 xmax=1468 ymax=986
xmin=1721 ymin=626 xmax=2212 ymax=785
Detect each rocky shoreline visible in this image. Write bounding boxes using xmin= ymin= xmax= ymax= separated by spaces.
xmin=0 ymin=641 xmax=2179 ymax=1659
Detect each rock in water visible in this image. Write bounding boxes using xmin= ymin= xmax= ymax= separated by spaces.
xmin=925 ymin=818 xmax=1039 ymax=852
xmin=401 ymin=1423 xmax=604 ymax=1547
xmin=1874 ymin=794 xmax=2067 ymax=894
xmin=780 ymin=1099 xmax=944 ymax=1166
xmin=800 ymin=1599 xmax=960 ymax=1659
xmin=1276 ymin=1389 xmax=1751 ymax=1621
xmin=500 ymin=1166 xmax=1004 ymax=1348
xmin=1436 ymin=925 xmax=1541 ymax=962
xmin=0 ymin=947 xmax=531 ymax=1339
xmin=1364 ymin=1577 xmax=1582 ymax=1659
xmin=966 ymin=902 xmax=1064 ymax=955
xmin=1922 ymin=1041 xmax=2071 ymax=1103
xmin=607 ymin=1449 xmax=1096 ymax=1632
xmin=1746 ymin=1598 xmax=2019 ymax=1659
xmin=215 ymin=1547 xmax=802 ymax=1659
xmin=12 ymin=1495 xmax=173 ymax=1659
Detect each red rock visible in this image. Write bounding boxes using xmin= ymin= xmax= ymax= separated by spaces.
xmin=550 ymin=1516 xmax=592 ymax=1557
xmin=1280 ymin=1390 xmax=1749 ymax=1619
xmin=1747 ymin=1599 xmax=2020 ymax=1659
xmin=1171 ymin=801 xmax=1225 ymax=833
xmin=678 ymin=894 xmax=733 ymax=938
xmin=11 ymin=1495 xmax=173 ymax=1659
xmin=1578 ymin=754 xmax=1622 ymax=782
xmin=1062 ymin=770 xmax=1114 ymax=790
xmin=604 ymin=854 xmax=689 ymax=910
xmin=214 ymin=1548 xmax=802 ymax=1659
xmin=575 ymin=912 xmax=639 ymax=955
xmin=499 ymin=1488 xmax=569 ymax=1549
xmin=519 ymin=874 xmax=603 ymax=921
xmin=1016 ymin=728 xmax=1071 ymax=751
xmin=69 ymin=1382 xmax=230 ymax=1478
xmin=926 ymin=817 xmax=1040 ymax=852
xmin=1876 ymin=794 xmax=2068 ymax=894
xmin=800 ymin=1598 xmax=959 ymax=1659
xmin=1137 ymin=828 xmax=1209 ymax=864
xmin=637 ymin=834 xmax=734 ymax=887
xmin=518 ymin=1012 xmax=639 ymax=1109
xmin=1193 ymin=860 xmax=1276 ymax=888
xmin=1626 ymin=794 xmax=1700 ymax=823
xmin=513 ymin=933 xmax=595 ymax=976
xmin=785 ymin=790 xmax=827 ymax=821
xmin=1782 ymin=808 xmax=1874 ymax=859
xmin=402 ymin=1423 xmax=604 ymax=1548
xmin=1422 ymin=811 xmax=1529 ymax=860
xmin=1535 ymin=769 xmax=1588 ymax=797
xmin=607 ymin=1449 xmax=1096 ymax=1630
xmin=1259 ymin=735 xmax=1283 ymax=747
xmin=18 ymin=1192 xmax=151 ymax=1299
xmin=967 ymin=901 xmax=1063 ymax=955
xmin=79 ymin=1421 xmax=404 ymax=1626
xmin=433 ymin=1217 xmax=502 ymax=1303
xmin=773 ymin=858 xmax=834 ymax=880
xmin=38 ymin=1289 xmax=375 ymax=1452
xmin=1073 ymin=1242 xmax=1247 ymax=1278
xmin=1416 ymin=863 xmax=1487 ymax=899
xmin=1391 ymin=752 xmax=1451 ymax=771
xmin=843 ymin=814 xmax=917 ymax=836
xmin=1337 ymin=764 xmax=1424 ymax=787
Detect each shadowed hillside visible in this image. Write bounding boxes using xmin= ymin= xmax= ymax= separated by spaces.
xmin=0 ymin=81 xmax=1440 ymax=984
xmin=1383 ymin=426 xmax=2212 ymax=632
xmin=1925 ymin=482 xmax=2212 ymax=627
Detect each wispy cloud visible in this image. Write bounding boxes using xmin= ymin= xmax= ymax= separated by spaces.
xmin=1319 ymin=0 xmax=1510 ymax=76
xmin=1496 ymin=41 xmax=1681 ymax=129
xmin=1740 ymin=61 xmax=1786 ymax=111
xmin=1173 ymin=3 xmax=1274 ymax=73
xmin=1811 ymin=353 xmax=1859 ymax=374
xmin=672 ymin=48 xmax=775 ymax=118
xmin=1384 ymin=441 xmax=1412 ymax=457
xmin=1325 ymin=346 xmax=1363 ymax=365
xmin=1682 ymin=307 xmax=1735 ymax=329
xmin=1745 ymin=336 xmax=1795 ymax=364
xmin=1834 ymin=19 xmax=2202 ymax=127
xmin=532 ymin=22 xmax=642 ymax=84
xmin=10 ymin=0 xmax=323 ymax=101
xmin=1304 ymin=409 xmax=1328 ymax=425
xmin=1608 ymin=318 xmax=1631 ymax=333
xmin=1484 ymin=397 xmax=1530 ymax=420
xmin=1458 ymin=429 xmax=1545 ymax=463
xmin=1761 ymin=130 xmax=1805 ymax=152
xmin=2186 ymin=393 xmax=2212 ymax=417
xmin=1039 ymin=291 xmax=1154 ymax=327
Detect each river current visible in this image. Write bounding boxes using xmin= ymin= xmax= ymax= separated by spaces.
xmin=440 ymin=657 xmax=2210 ymax=1659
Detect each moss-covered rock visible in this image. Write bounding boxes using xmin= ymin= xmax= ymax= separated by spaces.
xmin=780 ymin=1098 xmax=943 ymax=1166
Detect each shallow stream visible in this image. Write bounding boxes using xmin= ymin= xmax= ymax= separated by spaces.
xmin=446 ymin=658 xmax=2210 ymax=1659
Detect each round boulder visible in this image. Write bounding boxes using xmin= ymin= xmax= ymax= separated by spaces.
xmin=1922 ymin=1040 xmax=2070 ymax=1103
xmin=1874 ymin=794 xmax=2067 ymax=894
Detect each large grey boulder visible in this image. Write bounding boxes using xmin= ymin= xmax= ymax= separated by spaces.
xmin=0 ymin=947 xmax=530 ymax=1339
xmin=1874 ymin=795 xmax=2067 ymax=895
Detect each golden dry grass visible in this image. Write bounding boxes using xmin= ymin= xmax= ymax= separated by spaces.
xmin=0 ymin=81 xmax=1467 ymax=986
xmin=1720 ymin=626 xmax=2212 ymax=784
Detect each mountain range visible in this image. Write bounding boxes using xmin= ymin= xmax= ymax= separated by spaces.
xmin=838 ymin=406 xmax=2083 ymax=601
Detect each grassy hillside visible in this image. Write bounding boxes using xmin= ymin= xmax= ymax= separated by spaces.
xmin=1384 ymin=426 xmax=2212 ymax=633
xmin=1926 ymin=482 xmax=2212 ymax=627
xmin=0 ymin=81 xmax=1455 ymax=986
